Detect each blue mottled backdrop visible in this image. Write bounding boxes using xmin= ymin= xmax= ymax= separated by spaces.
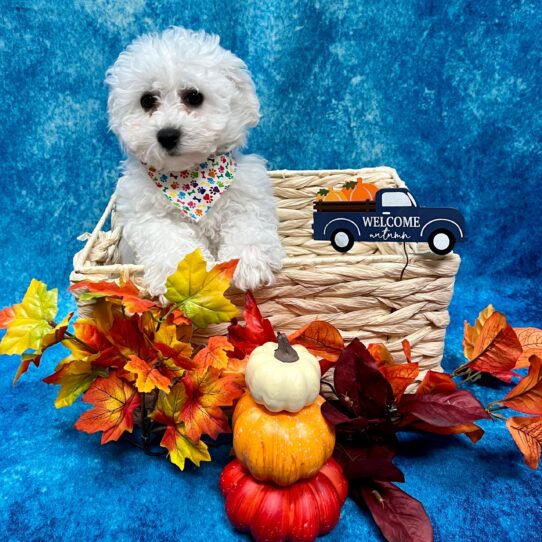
xmin=1 ymin=1 xmax=541 ymax=541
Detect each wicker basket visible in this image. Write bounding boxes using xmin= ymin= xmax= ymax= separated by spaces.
xmin=70 ymin=167 xmax=460 ymax=379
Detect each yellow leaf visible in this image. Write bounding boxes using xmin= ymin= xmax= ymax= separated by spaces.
xmin=0 ymin=279 xmax=58 ymax=355
xmin=164 ymin=249 xmax=239 ymax=328
xmin=463 ymin=304 xmax=495 ymax=360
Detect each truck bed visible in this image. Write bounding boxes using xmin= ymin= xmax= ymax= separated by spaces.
xmin=313 ymin=200 xmax=377 ymax=212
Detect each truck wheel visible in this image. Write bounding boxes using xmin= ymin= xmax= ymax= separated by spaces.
xmin=330 ymin=229 xmax=354 ymax=253
xmin=428 ymin=229 xmax=455 ymax=255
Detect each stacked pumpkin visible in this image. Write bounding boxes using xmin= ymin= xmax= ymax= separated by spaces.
xmin=219 ymin=333 xmax=348 ymax=542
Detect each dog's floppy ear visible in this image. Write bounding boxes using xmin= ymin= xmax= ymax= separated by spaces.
xmin=221 ymin=52 xmax=261 ymax=148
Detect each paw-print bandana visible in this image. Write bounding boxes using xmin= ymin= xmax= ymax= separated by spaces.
xmin=144 ymin=153 xmax=237 ymax=222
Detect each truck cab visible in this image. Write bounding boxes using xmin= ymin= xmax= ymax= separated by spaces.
xmin=312 ymin=188 xmax=466 ymax=255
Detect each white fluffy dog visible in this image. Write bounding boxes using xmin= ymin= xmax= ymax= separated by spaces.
xmin=105 ymin=27 xmax=283 ymax=297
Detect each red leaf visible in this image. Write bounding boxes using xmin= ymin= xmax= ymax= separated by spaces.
xmin=400 ymin=390 xmax=489 ymax=427
xmin=289 ymin=320 xmax=344 ymax=362
xmin=354 ymin=481 xmax=433 ymax=542
xmin=227 ymin=292 xmax=276 ymax=356
xmin=503 ymin=355 xmax=542 ymax=415
xmin=506 ymin=416 xmax=542 ymax=469
xmin=334 ymin=339 xmax=394 ymax=419
xmin=333 ymin=442 xmax=404 ymax=483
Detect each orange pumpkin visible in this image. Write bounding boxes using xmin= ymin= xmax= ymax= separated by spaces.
xmin=232 ymin=393 xmax=335 ymax=486
xmin=323 ymin=187 xmax=346 ymax=202
xmin=342 ymin=177 xmax=378 ymax=201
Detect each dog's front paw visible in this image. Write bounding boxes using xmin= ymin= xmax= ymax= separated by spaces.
xmin=222 ymin=246 xmax=277 ymax=292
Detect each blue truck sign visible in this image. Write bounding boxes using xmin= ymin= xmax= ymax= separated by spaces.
xmin=312 ymin=188 xmax=466 ymax=255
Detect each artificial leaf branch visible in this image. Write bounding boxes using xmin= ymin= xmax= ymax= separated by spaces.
xmin=0 ymin=250 xmax=246 ymax=470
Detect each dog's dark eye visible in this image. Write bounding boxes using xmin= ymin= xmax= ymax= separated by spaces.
xmin=182 ymin=90 xmax=204 ymax=107
xmin=140 ymin=93 xmax=158 ymax=111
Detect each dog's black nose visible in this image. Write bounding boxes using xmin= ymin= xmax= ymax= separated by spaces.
xmin=157 ymin=127 xmax=181 ymax=150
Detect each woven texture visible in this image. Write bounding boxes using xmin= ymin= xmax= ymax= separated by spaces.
xmin=70 ymin=167 xmax=460 ymax=378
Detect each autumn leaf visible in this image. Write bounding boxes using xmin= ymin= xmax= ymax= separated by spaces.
xmin=0 ymin=305 xmax=17 ymax=328
xmin=43 ymin=359 xmax=107 ymax=408
xmin=288 ymin=320 xmax=344 ymax=362
xmin=75 ymin=373 xmax=141 ymax=444
xmin=415 ymin=370 xmax=457 ymax=395
xmin=367 ymin=343 xmax=395 ymax=368
xmin=460 ymin=311 xmax=522 ymax=382
xmin=152 ymin=387 xmax=211 ymax=470
xmin=354 ymin=481 xmax=433 ymax=542
xmin=12 ymin=312 xmax=73 ymax=384
xmin=514 ymin=328 xmax=542 ymax=369
xmin=502 ymin=355 xmax=542 ymax=415
xmin=176 ymin=367 xmax=243 ymax=441
xmin=70 ymin=277 xmax=160 ymax=314
xmin=193 ymin=336 xmax=234 ymax=370
xmin=164 ymin=249 xmax=239 ymax=328
xmin=220 ymin=354 xmax=248 ymax=389
xmin=125 ymin=355 xmax=172 ymax=393
xmin=0 ymin=279 xmax=58 ymax=355
xmin=380 ymin=362 xmax=419 ymax=401
xmin=333 ymin=339 xmax=394 ymax=420
xmin=402 ymin=339 xmax=412 ymax=363
xmin=463 ymin=304 xmax=495 ymax=360
xmin=399 ymin=390 xmax=489 ymax=427
xmin=506 ymin=416 xmax=542 ymax=469
xmin=228 ymin=291 xmax=276 ymax=356
xmin=333 ymin=442 xmax=404 ymax=482
xmin=409 ymin=421 xmax=485 ymax=444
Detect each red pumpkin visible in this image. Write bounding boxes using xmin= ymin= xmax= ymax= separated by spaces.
xmin=219 ymin=458 xmax=348 ymax=542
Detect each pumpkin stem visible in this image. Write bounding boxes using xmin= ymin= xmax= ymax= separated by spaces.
xmin=274 ymin=332 xmax=299 ymax=363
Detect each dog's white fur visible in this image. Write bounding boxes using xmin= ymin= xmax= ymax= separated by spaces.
xmin=105 ymin=27 xmax=283 ymax=296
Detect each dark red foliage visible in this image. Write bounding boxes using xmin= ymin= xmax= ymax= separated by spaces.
xmin=353 ymin=481 xmax=433 ymax=542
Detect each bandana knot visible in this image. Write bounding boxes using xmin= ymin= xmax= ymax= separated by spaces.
xmin=144 ymin=152 xmax=237 ymax=222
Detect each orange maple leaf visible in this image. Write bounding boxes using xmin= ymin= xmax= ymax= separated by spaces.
xmin=177 ymin=367 xmax=243 ymax=441
xmin=502 ymin=355 xmax=542 ymax=415
xmin=70 ymin=278 xmax=160 ymax=314
xmin=193 ymin=336 xmax=234 ymax=370
xmin=289 ymin=320 xmax=344 ymax=362
xmin=506 ymin=416 xmax=542 ymax=469
xmin=75 ymin=373 xmax=141 ymax=444
xmin=514 ymin=328 xmax=542 ymax=369
xmin=124 ymin=355 xmax=172 ymax=393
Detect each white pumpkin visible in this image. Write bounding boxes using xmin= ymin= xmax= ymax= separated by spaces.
xmin=245 ymin=332 xmax=321 ymax=413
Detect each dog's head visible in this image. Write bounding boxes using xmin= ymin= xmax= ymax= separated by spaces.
xmin=106 ymin=27 xmax=260 ymax=170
